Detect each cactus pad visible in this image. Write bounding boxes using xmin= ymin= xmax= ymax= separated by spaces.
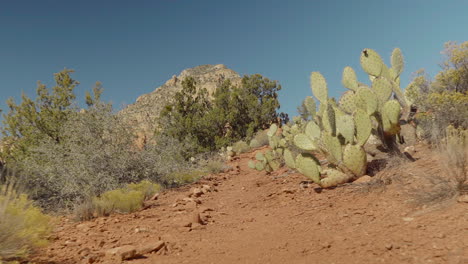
xmin=322 ymin=132 xmax=342 ymax=163
xmin=296 ymin=153 xmax=321 ymax=184
xmin=343 ymin=144 xmax=367 ymax=177
xmin=320 ymin=169 xmax=352 ymax=188
xmin=305 ymin=120 xmax=321 ymax=140
xmin=248 ymin=160 xmax=256 ymax=169
xmin=255 ymin=152 xmax=265 ymax=161
xmin=255 ymin=162 xmax=265 ymax=171
xmin=311 ymin=72 xmax=328 ymax=104
xmin=283 ymin=149 xmax=295 ymax=169
xmin=355 ymin=87 xmax=378 ymax=115
xmin=294 ymin=133 xmax=317 ymax=151
xmin=382 ymin=100 xmax=401 ymax=125
xmin=354 ymin=109 xmax=372 ymax=146
xmin=360 ymin=49 xmax=384 ymax=77
xmin=372 ymin=77 xmax=393 ymax=104
xmin=268 ymin=124 xmax=278 ymax=137
xmin=336 ymin=114 xmax=355 ymax=144
xmin=339 ymin=91 xmax=357 ymax=114
xmin=322 ymin=103 xmax=336 ymax=136
xmin=342 ymin=66 xmax=358 ymax=91
xmin=391 ymin=48 xmax=404 ymax=77
xmin=304 ymin=96 xmax=317 ymax=118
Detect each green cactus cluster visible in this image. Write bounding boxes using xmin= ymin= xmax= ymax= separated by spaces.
xmin=250 ymin=48 xmax=411 ymax=188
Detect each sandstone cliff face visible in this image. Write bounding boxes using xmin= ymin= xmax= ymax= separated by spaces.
xmin=119 ymin=64 xmax=242 ymax=145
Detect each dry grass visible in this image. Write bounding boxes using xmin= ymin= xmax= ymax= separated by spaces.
xmin=249 ymin=130 xmax=269 ymax=149
xmin=232 ymin=140 xmax=251 ymax=154
xmin=440 ymin=126 xmax=468 ymax=192
xmin=0 ymin=171 xmax=51 ymax=261
xmin=74 ymin=180 xmax=162 ymax=221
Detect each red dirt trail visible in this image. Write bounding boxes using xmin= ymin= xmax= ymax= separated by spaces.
xmin=33 ymin=145 xmax=468 ymax=264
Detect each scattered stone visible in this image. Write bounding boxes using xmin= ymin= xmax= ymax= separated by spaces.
xmin=354 ymin=175 xmax=372 ymax=184
xmin=404 ymin=146 xmax=416 ymax=155
xmin=105 ymin=245 xmax=139 ymax=261
xmin=191 ymin=188 xmax=204 ymax=197
xmin=282 ymin=188 xmax=295 ymax=194
xmin=150 ymin=193 xmax=160 ymax=201
xmin=199 ymin=206 xmax=214 ymax=213
xmin=192 ymin=212 xmax=204 ymax=225
xmin=98 ymin=240 xmax=105 ymax=248
xmin=82 ymin=253 xmax=101 ymax=264
xmin=137 ymin=241 xmax=165 ymax=255
xmin=201 ymin=184 xmax=212 ymax=193
xmin=134 ymin=227 xmax=149 ymax=233
xmin=402 ymin=217 xmax=414 ymax=222
xmin=76 ymin=223 xmax=91 ymax=231
xmin=65 ymin=240 xmax=79 ymax=247
xmin=457 ymin=194 xmax=468 ymax=203
xmin=78 ymin=247 xmax=91 ymax=257
xmin=385 ymin=244 xmax=393 ymax=250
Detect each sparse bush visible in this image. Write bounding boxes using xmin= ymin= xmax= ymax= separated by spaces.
xmin=127 ymin=180 xmax=162 ymax=200
xmin=202 ymin=156 xmax=228 ymax=174
xmin=441 ymin=126 xmax=467 ymax=190
xmin=12 ymin=101 xmax=193 ymax=210
xmin=74 ymin=180 xmax=161 ymax=220
xmin=164 ymin=170 xmax=206 ymax=187
xmin=232 ymin=140 xmax=250 ymax=154
xmin=249 ymin=130 xmax=269 ymax=148
xmin=415 ymin=91 xmax=468 ymax=141
xmin=92 ymin=189 xmax=144 ymax=216
xmin=408 ymin=42 xmax=468 ymax=142
xmin=0 ymin=181 xmax=51 ymax=261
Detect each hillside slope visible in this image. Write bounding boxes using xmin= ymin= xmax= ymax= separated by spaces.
xmin=119 ymin=64 xmax=241 ymax=146
xmin=33 ymin=144 xmax=468 ymax=264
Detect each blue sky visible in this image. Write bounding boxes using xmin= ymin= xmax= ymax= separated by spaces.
xmin=0 ymin=0 xmax=467 ymax=118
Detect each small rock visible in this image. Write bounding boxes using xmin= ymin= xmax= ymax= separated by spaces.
xmin=98 ymin=240 xmax=105 ymax=248
xmin=82 ymin=253 xmax=101 ymax=264
xmin=201 ymin=185 xmax=211 ymax=193
xmin=354 ymin=175 xmax=372 ymax=183
xmin=402 ymin=217 xmax=414 ymax=222
xmin=78 ymin=247 xmax=91 ymax=257
xmin=385 ymin=244 xmax=393 ymax=250
xmin=199 ymin=206 xmax=214 ymax=213
xmin=191 ymin=188 xmax=204 ymax=197
xmin=76 ymin=223 xmax=90 ymax=231
xmin=192 ymin=212 xmax=204 ymax=225
xmin=150 ymin=193 xmax=160 ymax=201
xmin=134 ymin=227 xmax=149 ymax=233
xmin=137 ymin=241 xmax=165 ymax=255
xmin=457 ymin=194 xmax=468 ymax=203
xmin=404 ymin=146 xmax=416 ymax=155
xmin=105 ymin=245 xmax=139 ymax=261
xmin=65 ymin=240 xmax=78 ymax=247
xmin=282 ymin=188 xmax=295 ymax=194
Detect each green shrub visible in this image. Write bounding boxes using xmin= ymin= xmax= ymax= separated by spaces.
xmin=232 ymin=140 xmax=250 ymax=154
xmin=164 ymin=170 xmax=206 ymax=186
xmin=127 ymin=180 xmax=162 ymax=200
xmin=74 ymin=180 xmax=162 ymax=220
xmin=93 ymin=189 xmax=144 ymax=216
xmin=415 ymin=91 xmax=468 ymax=141
xmin=202 ymin=157 xmax=227 ymax=174
xmin=249 ymin=130 xmax=269 ymax=148
xmin=0 ymin=187 xmax=51 ymax=261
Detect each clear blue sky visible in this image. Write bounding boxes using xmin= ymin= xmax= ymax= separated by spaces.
xmin=0 ymin=0 xmax=467 ymax=118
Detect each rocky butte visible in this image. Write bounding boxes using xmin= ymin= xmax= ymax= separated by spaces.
xmin=119 ymin=64 xmax=242 ymax=147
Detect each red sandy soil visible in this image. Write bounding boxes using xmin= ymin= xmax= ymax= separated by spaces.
xmin=33 ymin=144 xmax=467 ymax=264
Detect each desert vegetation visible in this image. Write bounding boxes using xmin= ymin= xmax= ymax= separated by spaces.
xmin=0 ymin=42 xmax=467 ymax=263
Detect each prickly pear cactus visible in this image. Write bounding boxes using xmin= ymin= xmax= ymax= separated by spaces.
xmin=248 ymin=47 xmax=411 ymax=188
